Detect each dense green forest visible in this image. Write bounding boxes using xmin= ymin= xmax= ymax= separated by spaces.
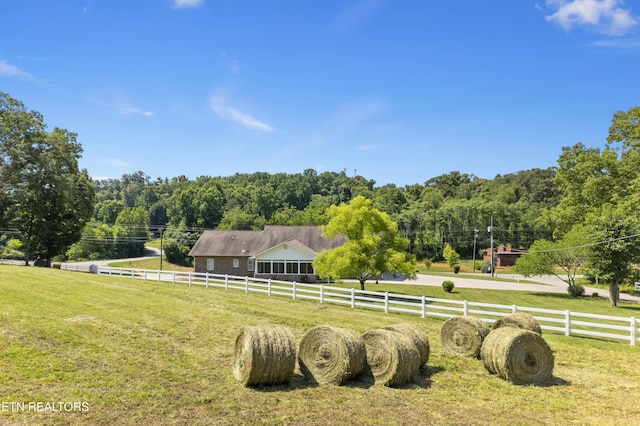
xmin=64 ymin=166 xmax=560 ymax=264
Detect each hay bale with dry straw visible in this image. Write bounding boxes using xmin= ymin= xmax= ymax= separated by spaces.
xmin=381 ymin=323 xmax=430 ymax=367
xmin=440 ymin=316 xmax=490 ymax=358
xmin=493 ymin=312 xmax=542 ymax=335
xmin=481 ymin=327 xmax=554 ymax=385
xmin=298 ymin=325 xmax=366 ymax=385
xmin=233 ymin=324 xmax=296 ymax=387
xmin=362 ymin=328 xmax=421 ymax=387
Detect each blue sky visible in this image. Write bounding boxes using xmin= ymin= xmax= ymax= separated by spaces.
xmin=2 ymin=0 xmax=640 ymax=186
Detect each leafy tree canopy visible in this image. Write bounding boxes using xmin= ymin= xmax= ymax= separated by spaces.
xmin=313 ymin=196 xmax=416 ymax=290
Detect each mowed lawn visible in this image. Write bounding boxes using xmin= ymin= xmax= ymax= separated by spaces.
xmin=1 ymin=267 xmax=639 ymax=425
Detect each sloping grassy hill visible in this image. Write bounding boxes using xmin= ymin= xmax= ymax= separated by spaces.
xmin=1 ymin=266 xmax=639 ymax=425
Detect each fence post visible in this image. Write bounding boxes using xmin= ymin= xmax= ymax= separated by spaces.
xmin=225 ymin=275 xmax=229 ymax=291
xmin=158 ymin=270 xmax=161 ymax=282
xmin=565 ymin=310 xmax=571 ymax=336
xmin=512 ymin=304 xmax=517 ymax=314
xmin=631 ymin=316 xmax=637 ymax=346
xmin=268 ymin=279 xmax=272 ymax=296
xmin=320 ymin=285 xmax=324 ymax=304
xmin=245 ymin=276 xmax=249 ymax=293
xmin=144 ymin=269 xmax=147 ymax=280
xmin=109 ymin=267 xmax=112 ymax=276
xmin=292 ymin=281 xmax=297 ymax=300
xmin=421 ymin=296 xmax=426 ymax=318
xmin=463 ymin=300 xmax=469 ymax=316
xmin=206 ymin=273 xmax=209 ymax=288
xmin=189 ymin=272 xmax=192 ymax=286
xmin=119 ymin=268 xmax=123 ymax=277
xmin=350 ymin=288 xmax=355 ymax=309
xmin=384 ymin=292 xmax=389 ymax=313
xmin=173 ymin=271 xmax=176 ymax=284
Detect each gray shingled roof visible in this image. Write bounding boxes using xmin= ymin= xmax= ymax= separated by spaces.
xmin=188 ymin=226 xmax=345 ymax=257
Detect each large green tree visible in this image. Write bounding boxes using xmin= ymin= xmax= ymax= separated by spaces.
xmin=313 ymin=196 xmax=416 ymax=290
xmin=513 ymin=225 xmax=590 ymax=296
xmin=0 ymin=93 xmax=94 ymax=265
xmin=585 ymin=208 xmax=640 ymax=307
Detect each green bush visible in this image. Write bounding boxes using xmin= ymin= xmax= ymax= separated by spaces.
xmin=567 ymin=283 xmax=584 ymax=297
xmin=163 ymin=239 xmax=193 ymax=267
xmin=442 ymin=280 xmax=455 ymax=293
xmin=453 ymin=264 xmax=461 ymax=274
xmin=423 ymin=258 xmax=432 ymax=269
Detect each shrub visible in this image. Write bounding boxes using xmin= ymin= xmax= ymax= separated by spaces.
xmin=442 ymin=280 xmax=455 ymax=293
xmin=423 ymin=258 xmax=432 ymax=269
xmin=480 ymin=261 xmax=492 ymax=274
xmin=163 ymin=239 xmax=193 ymax=267
xmin=453 ymin=265 xmax=461 ymax=274
xmin=567 ymin=283 xmax=584 ymax=298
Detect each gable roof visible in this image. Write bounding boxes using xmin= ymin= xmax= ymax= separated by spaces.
xmin=188 ymin=226 xmax=345 ymax=257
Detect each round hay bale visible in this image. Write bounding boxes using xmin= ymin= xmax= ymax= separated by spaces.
xmin=440 ymin=316 xmax=490 ymax=358
xmin=362 ymin=328 xmax=421 ymax=387
xmin=481 ymin=327 xmax=554 ymax=385
xmin=298 ymin=325 xmax=366 ymax=385
xmin=493 ymin=313 xmax=542 ymax=335
xmin=233 ymin=324 xmax=296 ymax=387
xmin=381 ymin=323 xmax=430 ymax=367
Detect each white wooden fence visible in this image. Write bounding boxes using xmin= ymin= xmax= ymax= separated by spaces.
xmin=60 ymin=264 xmax=640 ymax=346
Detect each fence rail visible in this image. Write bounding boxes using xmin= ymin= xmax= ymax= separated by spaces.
xmin=56 ymin=264 xmax=640 ymax=346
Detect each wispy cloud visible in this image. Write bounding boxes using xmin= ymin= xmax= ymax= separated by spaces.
xmin=113 ymin=105 xmax=155 ymax=117
xmin=208 ymin=96 xmax=275 ymax=132
xmin=0 ymin=59 xmax=36 ymax=81
xmin=93 ymin=97 xmax=154 ymax=117
xmin=330 ymin=0 xmax=385 ymax=32
xmin=545 ymin=0 xmax=639 ymax=35
xmin=591 ymin=37 xmax=640 ymax=47
xmin=173 ymin=0 xmax=204 ymax=9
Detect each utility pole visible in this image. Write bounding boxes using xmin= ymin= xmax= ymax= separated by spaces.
xmin=472 ymin=228 xmax=479 ymax=273
xmin=488 ymin=217 xmax=494 ymax=277
xmin=159 ymin=226 xmax=164 ymax=271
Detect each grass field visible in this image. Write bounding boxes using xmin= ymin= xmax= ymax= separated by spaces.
xmin=1 ymin=266 xmax=639 ymax=425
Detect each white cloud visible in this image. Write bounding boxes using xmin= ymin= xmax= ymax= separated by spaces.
xmin=208 ymin=96 xmax=275 ymax=132
xmin=545 ymin=0 xmax=638 ymax=35
xmin=331 ymin=0 xmax=385 ymax=32
xmin=0 ymin=59 xmax=36 ymax=81
xmin=114 ymin=105 xmax=154 ymax=117
xmin=358 ymin=144 xmax=379 ymax=151
xmin=173 ymin=0 xmax=204 ymax=9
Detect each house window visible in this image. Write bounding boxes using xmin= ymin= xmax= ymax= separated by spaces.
xmin=247 ymin=258 xmax=255 ymax=271
xmin=257 ymin=261 xmax=271 ymax=274
xmin=273 ymin=261 xmax=285 ymax=274
xmin=206 ymin=258 xmax=215 ymax=271
xmin=300 ymin=262 xmax=314 ymax=274
xmin=233 ymin=259 xmax=239 ymax=268
xmin=286 ymin=261 xmax=298 ymax=274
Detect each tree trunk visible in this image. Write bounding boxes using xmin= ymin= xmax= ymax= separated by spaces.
xmin=609 ymin=282 xmax=619 ymax=307
xmin=359 ymin=280 xmax=366 ymax=291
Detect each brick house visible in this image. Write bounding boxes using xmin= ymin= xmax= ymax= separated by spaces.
xmin=188 ymin=226 xmax=345 ymax=282
xmin=483 ymin=244 xmax=528 ymax=267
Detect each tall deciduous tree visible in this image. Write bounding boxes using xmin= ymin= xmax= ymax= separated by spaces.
xmin=0 ymin=93 xmax=94 ymax=265
xmin=585 ymin=208 xmax=640 ymax=307
xmin=513 ymin=225 xmax=590 ymax=296
xmin=313 ymin=196 xmax=416 ymax=290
